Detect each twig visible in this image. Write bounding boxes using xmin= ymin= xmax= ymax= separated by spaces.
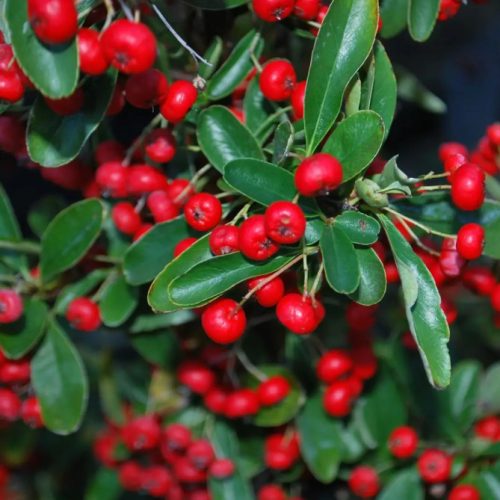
xmin=236 ymin=349 xmax=266 ymax=382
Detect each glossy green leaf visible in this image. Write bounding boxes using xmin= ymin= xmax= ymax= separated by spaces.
xmin=169 ymin=252 xmax=298 ymax=307
xmin=478 ymin=363 xmax=500 ymax=416
xmin=296 ymin=392 xmax=343 ymax=483
xmin=27 ymin=70 xmax=117 ymax=167
xmin=100 ymin=273 xmax=139 ymax=327
xmin=182 ymin=0 xmax=248 ymax=9
xmin=40 ymin=199 xmax=105 ymax=284
xmin=85 ymin=468 xmax=121 ymax=500
xmin=349 ymin=248 xmax=386 ymax=306
xmin=207 ymin=31 xmax=263 ymax=100
xmin=478 ymin=466 xmax=500 ymax=499
xmin=5 ymin=0 xmax=78 ymax=98
xmin=379 ymin=214 xmax=451 ymax=389
xmin=0 ymin=182 xmax=26 ymax=270
xmin=32 ymin=319 xmax=89 ymax=435
xmin=148 ymin=235 xmax=212 ymax=313
xmin=380 ymin=0 xmax=408 ymax=38
xmin=305 ymin=218 xmax=325 ymax=245
xmin=345 ymin=76 xmax=362 ymax=116
xmin=246 ymin=366 xmax=304 ymax=427
xmin=304 ymin=0 xmax=378 ymax=153
xmin=197 ymin=106 xmax=264 ymax=173
xmin=199 ymin=37 xmax=223 ymax=80
xmin=27 ymin=195 xmax=66 ymax=238
xmin=0 ymin=298 xmax=47 ymax=360
xmin=273 ymin=121 xmax=294 ymax=165
xmin=130 ymin=329 xmax=180 ymax=369
xmin=322 ymin=111 xmax=385 ymax=182
xmin=408 ymin=0 xmax=440 ymax=42
xmin=484 ymin=218 xmax=500 ymax=259
xmin=124 ymin=217 xmax=190 ymax=286
xmin=320 ymin=225 xmax=360 ymax=294
xmin=130 ymin=310 xmax=195 ymax=334
xmin=243 ymin=78 xmax=273 ymax=135
xmin=334 ymin=211 xmax=380 ymax=245
xmin=378 ymin=468 xmax=424 ymax=500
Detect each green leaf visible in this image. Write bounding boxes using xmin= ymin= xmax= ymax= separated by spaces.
xmin=130 ymin=329 xmax=180 ymax=369
xmin=484 ymin=218 xmax=500 ymax=259
xmin=378 ymin=468 xmax=424 ymax=500
xmin=85 ymin=468 xmax=121 ymax=500
xmin=322 ymin=111 xmax=385 ymax=183
xmin=296 ymin=392 xmax=343 ymax=483
xmin=334 ymin=211 xmax=380 ymax=245
xmin=197 ymin=106 xmax=264 ymax=173
xmin=380 ymin=0 xmax=409 ymax=38
xmin=199 ymin=37 xmax=224 ymax=80
xmin=246 ymin=366 xmax=304 ymax=427
xmin=31 ymin=319 xmax=89 ymax=435
xmin=182 ymin=0 xmax=248 ymax=9
xmin=40 ymin=199 xmax=105 ymax=284
xmin=148 ymin=235 xmax=212 ymax=313
xmin=169 ymin=252 xmax=298 ymax=308
xmin=130 ymin=310 xmax=195 ymax=334
xmin=305 ymin=218 xmax=325 ymax=245
xmin=0 ymin=182 xmax=26 ymax=270
xmin=124 ymin=217 xmax=190 ymax=286
xmin=272 ymin=121 xmax=294 ymax=166
xmin=378 ymin=214 xmax=451 ymax=389
xmin=243 ymin=78 xmax=273 ymax=136
xmin=320 ymin=225 xmax=360 ymax=294
xmin=0 ymin=298 xmax=47 ymax=360
xmin=27 ymin=70 xmax=117 ymax=167
xmin=5 ymin=0 xmax=78 ymax=98
xmin=349 ymin=248 xmax=386 ymax=306
xmin=478 ymin=363 xmax=500 ymax=416
xmin=27 ymin=195 xmax=66 ymax=238
xmin=206 ymin=31 xmax=263 ymax=100
xmin=345 ymin=76 xmax=362 ymax=116
xmin=304 ymin=0 xmax=378 ymax=153
xmin=100 ymin=273 xmax=139 ymax=327
xmin=408 ymin=0 xmax=440 ymax=42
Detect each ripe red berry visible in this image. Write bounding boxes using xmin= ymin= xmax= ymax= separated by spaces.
xmin=265 ymin=432 xmax=300 ymax=470
xmin=96 ymin=161 xmax=128 ymax=197
xmin=144 ymin=128 xmax=176 ymax=163
xmin=0 ymin=359 xmax=30 ymax=384
xmin=252 ymin=0 xmax=294 ymax=22
xmin=160 ymin=80 xmax=198 ymax=123
xmin=127 ymin=165 xmax=168 ymax=195
xmin=239 ymin=215 xmax=280 ymax=261
xmin=77 ymin=28 xmax=109 ymax=75
xmin=112 ymin=202 xmax=142 ymax=235
xmin=101 ymin=20 xmax=157 ymax=74
xmin=167 ymin=178 xmax=195 ymax=208
xmin=440 ymin=237 xmax=466 ymax=278
xmin=462 ymin=267 xmax=496 ymax=295
xmin=316 ymin=350 xmax=353 ymax=384
xmin=147 ymin=190 xmax=179 ymax=223
xmin=177 ymin=360 xmax=215 ymax=395
xmin=492 ymin=284 xmax=500 ymax=313
xmin=66 ymin=297 xmax=101 ymax=332
xmin=184 ymin=193 xmax=222 ymax=232
xmin=417 ymin=449 xmax=452 ymax=483
xmin=45 ymin=88 xmax=85 ymax=115
xmin=209 ymin=458 xmax=235 ymax=479
xmin=119 ymin=461 xmax=143 ymax=491
xmin=133 ymin=223 xmax=153 ymax=241
xmin=456 ymin=223 xmax=485 ymax=260
xmin=142 ymin=466 xmax=172 ymax=497
xmin=259 ymin=59 xmax=296 ymax=101
xmin=323 ymin=380 xmax=353 ymax=417
xmin=163 ymin=423 xmax=192 ymax=451
xmin=173 ymin=237 xmax=197 ymax=258
xmin=264 ymin=201 xmax=306 ymax=245
xmin=224 ymin=389 xmax=260 ymax=419
xmin=201 ymin=298 xmax=246 ymax=344
xmin=439 ymin=142 xmax=468 ymax=163
xmin=384 ymin=261 xmax=400 ymax=283
xmin=0 ymin=289 xmax=23 ymax=323
xmin=174 ymin=456 xmax=208 ymax=484
xmin=348 ymin=466 xmax=380 ymax=498
xmin=474 ymin=416 xmax=500 ymax=441
xmin=28 ymin=0 xmax=78 ymax=45
xmin=209 ymin=225 xmax=240 ymax=255
xmin=0 ymin=50 xmax=25 ymax=103
xmin=388 ymin=426 xmax=419 ymax=459
xmin=438 ymin=0 xmax=462 ymax=21
xmin=451 ymin=163 xmax=485 ymax=211
xmin=187 ymin=439 xmax=215 ymax=469
xmin=0 ymin=115 xmax=25 ymax=154
xmin=486 ymin=123 xmax=500 ymax=146
xmin=257 ymin=375 xmax=291 ymax=406
xmin=258 ymin=484 xmax=287 ymax=500
xmin=247 ymin=275 xmax=285 ymax=307
xmin=0 ymin=388 xmax=21 ymax=422
xmin=106 ymin=82 xmax=126 ymax=116
xmin=204 ymin=386 xmax=229 ymax=414
xmin=448 ymin=484 xmax=481 ymax=500
xmin=291 ymin=80 xmax=306 ymax=120
xmin=20 ymin=397 xmax=43 ymax=429
xmin=125 ymin=69 xmax=169 ymax=109
xmin=294 ymin=0 xmax=321 ymax=20
xmin=295 ymin=153 xmax=343 ymax=197
xmin=276 ymin=293 xmax=324 ymax=335
xmin=443 ymin=153 xmax=467 ymax=176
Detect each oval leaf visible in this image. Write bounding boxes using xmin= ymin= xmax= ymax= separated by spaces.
xmin=100 ymin=273 xmax=139 ymax=327
xmin=380 ymin=0 xmax=409 ymax=38
xmin=349 ymin=247 xmax=386 ymax=306
xmin=408 ymin=0 xmax=440 ymax=42
xmin=31 ymin=319 xmax=89 ymax=435
xmin=243 ymin=78 xmax=273 ymax=135
xmin=304 ymin=0 xmax=378 ymax=153
xmin=0 ymin=182 xmax=26 ymax=270
xmin=198 ymin=37 xmax=223 ymax=80
xmin=378 ymin=468 xmax=424 ymax=500
xmin=40 ymin=199 xmax=105 ymax=284
xmin=334 ymin=211 xmax=380 ymax=245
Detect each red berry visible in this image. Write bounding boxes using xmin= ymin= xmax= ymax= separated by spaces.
xmin=174 ymin=237 xmax=197 ymax=258
xmin=28 ymin=0 xmax=78 ymax=45
xmin=440 ymin=237 xmax=466 ymax=278
xmin=0 ymin=289 xmax=23 ymax=323
xmin=451 ymin=163 xmax=485 ymax=211
xmin=127 ymin=165 xmax=168 ymax=195
xmin=456 ymin=223 xmax=485 ymax=260
xmin=202 ymin=298 xmax=246 ymax=344
xmin=443 ymin=153 xmax=468 ymax=176
xmin=474 ymin=416 xmax=500 ymax=441
xmin=184 ymin=193 xmax=222 ymax=232
xmin=264 ymin=201 xmax=306 ymax=245
xmin=163 ymin=423 xmax=192 ymax=452
xmin=492 ymin=284 xmax=500 ymax=312
xmin=316 ymin=350 xmax=353 ymax=384
xmin=417 ymin=449 xmax=452 ymax=483
xmin=122 ymin=415 xmax=161 ymax=452
xmin=438 ymin=0 xmax=462 ymax=21
xmin=252 ymin=0 xmax=294 ymax=22
xmin=462 ymin=267 xmax=496 ymax=296
xmin=260 ymin=59 xmax=296 ymax=101
xmin=291 ymin=80 xmax=306 ymax=120
xmin=257 ymin=375 xmax=291 ymax=406
xmin=239 ymin=215 xmax=280 ymax=261
xmin=204 ymin=386 xmax=229 ymax=414
xmin=388 ymin=426 xmax=419 ymax=459
xmin=294 ymin=0 xmax=321 ymax=20
xmin=209 ymin=458 xmax=235 ymax=479
xmin=486 ymin=123 xmax=500 ymax=146
xmin=346 ymin=303 xmax=377 ymax=331
xmin=106 ymin=82 xmax=126 ymax=115
xmin=125 ymin=69 xmax=169 ymax=109
xmin=112 ymin=202 xmax=141 ymax=235
xmin=224 ymin=389 xmax=260 ymax=419
xmin=21 ymin=397 xmax=43 ymax=429
xmin=0 ymin=388 xmax=21 ymax=422
xmin=160 ymin=80 xmax=198 ymax=123
xmin=101 ymin=20 xmax=157 ymax=74
xmin=145 ymin=129 xmax=176 ymax=163
xmin=448 ymin=484 xmax=481 ymax=500
xmin=209 ymin=225 xmax=240 ymax=255
xmin=133 ymin=223 xmax=152 ymax=241
xmin=177 ymin=360 xmax=215 ymax=395
xmin=142 ymin=466 xmax=172 ymax=497
xmin=323 ymin=380 xmax=353 ymax=417
xmin=119 ymin=461 xmax=143 ymax=491
xmin=258 ymin=484 xmax=287 ymax=500
xmin=45 ymin=88 xmax=85 ymax=115
xmin=439 ymin=142 xmax=468 ymax=163
xmin=66 ymin=297 xmax=101 ymax=332
xmin=348 ymin=466 xmax=380 ymax=498
xmin=0 ymin=65 xmax=24 ymax=103
xmin=295 ymin=153 xmax=343 ymax=197
xmin=384 ymin=261 xmax=400 ymax=283
xmin=147 ymin=190 xmax=179 ymax=223
xmin=352 ymin=344 xmax=378 ymax=380
xmin=276 ymin=293 xmax=324 ymax=335
xmin=0 ymin=115 xmax=25 ymax=154
xmin=0 ymin=359 xmax=30 ymax=384
xmin=247 ymin=275 xmax=285 ymax=307
xmin=96 ymin=161 xmax=128 ymax=197
xmin=77 ymin=28 xmax=109 ymax=75
xmin=265 ymin=432 xmax=300 ymax=470
xmin=167 ymin=178 xmax=195 ymax=208
xmin=187 ymin=439 xmax=215 ymax=469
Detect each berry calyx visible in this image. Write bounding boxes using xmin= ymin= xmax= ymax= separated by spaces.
xmin=257 ymin=375 xmax=291 ymax=406
xmin=209 ymin=224 xmax=240 ymax=256
xmin=239 ymin=215 xmax=280 ymax=261
xmin=388 ymin=426 xmax=419 ymax=459
xmin=417 ymin=449 xmax=453 ymax=483
xmin=66 ymin=297 xmax=101 ymax=332
xmin=259 ymin=59 xmax=297 ymax=101
xmin=295 ymin=153 xmax=343 ymax=197
xmin=201 ymin=298 xmax=247 ymax=344
xmin=0 ymin=289 xmax=23 ymax=324
xmin=122 ymin=415 xmax=161 ymax=452
xmin=184 ymin=193 xmax=223 ymax=232
xmin=456 ymin=223 xmax=485 ymax=260
xmin=264 ymin=201 xmax=306 ymax=245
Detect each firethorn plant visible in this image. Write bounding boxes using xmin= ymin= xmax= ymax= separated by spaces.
xmin=0 ymin=0 xmax=498 ymax=498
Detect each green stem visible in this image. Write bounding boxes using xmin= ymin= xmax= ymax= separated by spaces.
xmin=0 ymin=240 xmax=41 ymax=254
xmin=255 ymin=106 xmax=292 ymax=138
xmin=236 ymin=349 xmax=267 ymax=382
